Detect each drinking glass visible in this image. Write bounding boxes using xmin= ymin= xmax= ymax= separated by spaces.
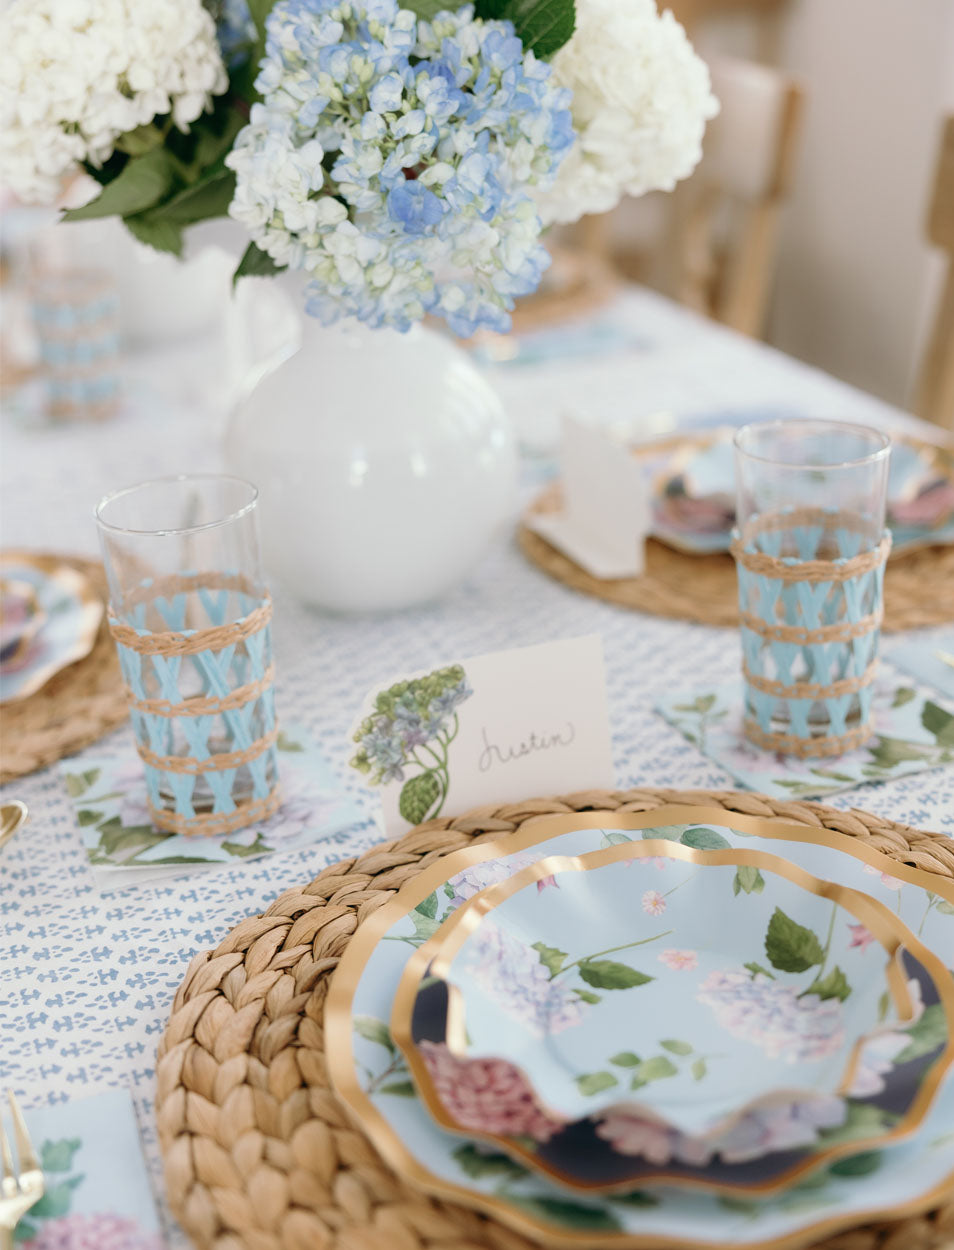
xmin=32 ymin=270 xmax=121 ymax=421
xmin=732 ymin=420 xmax=891 ymax=757
xmin=96 ymin=475 xmax=280 ymax=835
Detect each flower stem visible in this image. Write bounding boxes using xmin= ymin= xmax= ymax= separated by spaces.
xmin=552 ymin=931 xmax=674 ymax=978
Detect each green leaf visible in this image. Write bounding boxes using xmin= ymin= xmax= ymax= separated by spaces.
xmin=65 ymin=767 xmax=101 ymax=797
xmin=892 ymin=687 xmax=917 ymax=708
xmin=415 ymin=892 xmax=439 ymax=920
xmin=601 ymin=830 xmax=635 ymax=846
xmin=77 ymin=809 xmax=104 ymax=827
xmin=233 ymin=241 xmax=285 ymax=286
xmin=97 ymin=825 xmax=169 ymax=860
xmin=640 ymin=825 xmax=686 ymax=842
xmin=575 ymin=1071 xmax=619 ymax=1096
xmin=681 ymin=826 xmax=731 ymax=850
xmin=532 ymin=941 xmax=567 ymax=977
xmin=744 ymin=961 xmax=775 ymax=979
xmin=660 ymin=1039 xmax=693 ymax=1056
xmin=378 ymin=1081 xmax=417 ymax=1097
xmin=247 ymin=0 xmax=277 ymax=42
xmin=574 ymin=989 xmax=601 ymax=1004
xmin=631 ymin=1055 xmax=678 ymax=1083
xmin=122 ymin=212 xmax=184 ymax=257
xmin=867 ymin=736 xmax=931 ymax=770
xmin=406 ymin=0 xmax=469 ymax=15
xmin=609 ymin=1051 xmax=642 ymax=1068
xmin=30 ymin=1179 xmax=82 ymax=1221
xmin=818 ymin=1101 xmax=896 ymax=1146
xmin=504 ymin=1194 xmax=621 ymax=1232
xmin=452 ymin=1143 xmax=528 ymax=1182
xmin=115 ymin=123 xmax=166 ymax=158
xmin=475 ymin=0 xmax=576 ymax=59
xmin=578 ymin=960 xmax=653 ymax=990
xmin=13 ymin=1218 xmax=37 ymax=1244
xmin=399 ymin=770 xmax=442 ymax=824
xmin=277 ymin=731 xmax=304 ymax=752
xmin=221 ymin=832 xmax=268 ymax=858
xmin=691 ymin=1057 xmax=707 ymax=1081
xmin=40 ymin=1138 xmax=82 ymax=1173
xmin=608 ymin=1191 xmax=659 ymax=1208
xmin=353 ymin=1016 xmax=395 ymax=1053
xmin=936 ymin=900 xmax=954 ymax=915
xmin=64 ymin=148 xmax=177 ymax=221
xmin=157 ymin=170 xmax=237 ymax=224
xmin=410 ymin=910 xmax=440 ymax=942
xmin=895 ymin=1003 xmax=948 ymax=1064
xmin=733 ymin=865 xmax=765 ymax=895
xmin=765 ymin=907 xmax=824 ymax=973
xmin=828 ymin=1150 xmax=883 ymax=1178
xmin=923 ymin=700 xmax=954 ymax=746
xmin=804 ymin=965 xmax=852 ymax=1002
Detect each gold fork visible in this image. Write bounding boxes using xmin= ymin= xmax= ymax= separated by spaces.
xmin=0 ymin=1093 xmax=44 ymax=1250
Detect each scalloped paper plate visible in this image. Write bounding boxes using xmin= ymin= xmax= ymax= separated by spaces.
xmin=326 ymin=807 xmax=954 ymax=1248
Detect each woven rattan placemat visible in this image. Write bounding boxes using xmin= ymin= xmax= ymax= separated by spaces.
xmin=156 ymin=789 xmax=954 ymax=1250
xmin=0 ymin=555 xmax=127 ymax=783
xmin=519 ymin=484 xmax=954 ymax=631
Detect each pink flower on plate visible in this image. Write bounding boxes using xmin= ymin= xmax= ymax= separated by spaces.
xmin=536 ymin=874 xmax=558 ymax=892
xmin=659 ymin=948 xmax=698 ymax=972
xmin=848 ymin=922 xmax=876 ymax=951
xmin=642 ymin=889 xmax=666 ymax=916
xmin=419 ymin=1040 xmax=565 ymax=1142
xmin=21 ymin=1212 xmax=164 ymax=1250
xmin=862 ymin=864 xmax=905 ymax=891
xmin=595 ymin=1112 xmax=713 ymax=1167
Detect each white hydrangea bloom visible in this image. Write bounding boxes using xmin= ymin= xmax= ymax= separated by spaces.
xmin=536 ymin=0 xmax=719 ymax=225
xmin=0 ymin=0 xmax=228 ymax=204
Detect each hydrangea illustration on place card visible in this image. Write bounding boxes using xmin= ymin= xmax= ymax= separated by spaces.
xmin=350 ymin=665 xmax=472 ymax=824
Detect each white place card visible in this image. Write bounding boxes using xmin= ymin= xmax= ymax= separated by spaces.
xmin=528 ymin=415 xmax=652 ymax=578
xmin=349 ymin=635 xmax=614 ymax=837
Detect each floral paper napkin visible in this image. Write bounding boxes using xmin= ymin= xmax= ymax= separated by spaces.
xmin=9 ymin=1088 xmax=160 ymax=1249
xmin=62 ymin=724 xmax=366 ymax=889
xmin=656 ymin=668 xmax=954 ymax=800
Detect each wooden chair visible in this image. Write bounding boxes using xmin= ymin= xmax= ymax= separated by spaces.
xmin=914 ymin=115 xmax=954 ymax=430
xmin=665 ymin=55 xmax=804 ymax=338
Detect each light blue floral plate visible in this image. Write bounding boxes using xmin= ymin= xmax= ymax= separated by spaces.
xmin=391 ymin=840 xmax=953 ymax=1195
xmin=326 ymin=809 xmax=954 ymax=1246
xmin=643 ymin=432 xmax=954 ymax=557
xmin=0 ymin=553 xmax=103 ymax=703
xmin=395 ymin=841 xmax=920 ymax=1139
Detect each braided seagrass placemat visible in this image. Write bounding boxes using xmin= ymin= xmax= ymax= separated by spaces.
xmin=156 ymin=788 xmax=954 ymax=1250
xmin=0 ymin=555 xmax=127 ymax=783
xmin=518 ymin=484 xmax=954 ymax=631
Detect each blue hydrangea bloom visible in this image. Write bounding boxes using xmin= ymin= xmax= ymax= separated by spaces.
xmin=226 ymin=0 xmax=574 ymax=334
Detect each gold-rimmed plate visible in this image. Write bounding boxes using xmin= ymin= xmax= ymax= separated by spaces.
xmin=0 ymin=552 xmax=103 ymax=703
xmin=390 ymin=838 xmax=951 ymax=1196
xmin=326 ymin=805 xmax=954 ymax=1249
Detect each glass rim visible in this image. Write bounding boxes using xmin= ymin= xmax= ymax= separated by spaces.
xmin=733 ymin=419 xmax=891 ymax=470
xmin=95 ymin=473 xmax=259 ymax=538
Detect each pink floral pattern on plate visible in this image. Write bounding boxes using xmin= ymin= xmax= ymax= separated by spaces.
xmin=419 ymin=1040 xmax=565 ymax=1141
xmin=21 ymin=1212 xmax=164 ymax=1250
xmin=696 ymin=969 xmax=845 ymax=1062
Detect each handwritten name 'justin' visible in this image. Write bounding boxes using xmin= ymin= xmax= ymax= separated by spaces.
xmin=478 ymin=723 xmax=577 ymax=772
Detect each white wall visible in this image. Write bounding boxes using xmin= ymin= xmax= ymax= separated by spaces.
xmin=693 ymin=0 xmax=954 ymax=410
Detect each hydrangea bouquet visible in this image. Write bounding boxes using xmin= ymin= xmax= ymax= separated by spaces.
xmin=1 ymin=0 xmax=717 ymax=336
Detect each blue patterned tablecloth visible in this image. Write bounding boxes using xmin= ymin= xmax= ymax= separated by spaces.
xmin=1 ymin=285 xmax=951 ymax=1249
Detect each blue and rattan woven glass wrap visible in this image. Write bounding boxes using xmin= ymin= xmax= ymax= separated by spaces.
xmin=108 ymin=573 xmax=280 ymax=836
xmin=731 ymin=509 xmax=891 ymax=758
xmin=32 ymin=272 xmax=120 ymax=421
